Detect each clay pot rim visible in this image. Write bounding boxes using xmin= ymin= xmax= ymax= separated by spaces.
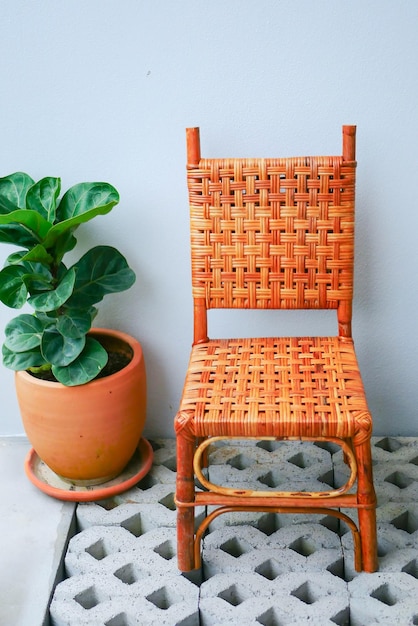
xmin=15 ymin=327 xmax=143 ymax=390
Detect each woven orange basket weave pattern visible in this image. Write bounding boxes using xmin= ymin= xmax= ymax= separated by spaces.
xmin=179 ymin=335 xmax=368 ymax=438
xmin=188 ymin=156 xmax=355 ymax=310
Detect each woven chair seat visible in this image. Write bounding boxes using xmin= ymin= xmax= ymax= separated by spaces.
xmin=179 ymin=336 xmax=368 ymax=439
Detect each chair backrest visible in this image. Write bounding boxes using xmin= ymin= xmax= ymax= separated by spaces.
xmin=186 ymin=126 xmax=357 ymax=342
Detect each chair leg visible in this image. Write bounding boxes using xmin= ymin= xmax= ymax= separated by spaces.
xmin=354 ymin=425 xmax=378 ymax=572
xmin=175 ymin=420 xmax=197 ymax=571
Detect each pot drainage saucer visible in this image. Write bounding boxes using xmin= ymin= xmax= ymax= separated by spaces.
xmin=24 ymin=438 xmax=154 ymax=502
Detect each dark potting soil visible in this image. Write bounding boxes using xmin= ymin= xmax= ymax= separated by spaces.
xmin=28 ymin=351 xmax=132 ymax=383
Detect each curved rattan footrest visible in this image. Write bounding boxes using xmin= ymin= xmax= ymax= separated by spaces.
xmin=194 ymin=436 xmax=358 ymax=499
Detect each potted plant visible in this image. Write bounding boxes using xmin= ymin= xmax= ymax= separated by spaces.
xmin=0 ymin=171 xmax=147 ymax=489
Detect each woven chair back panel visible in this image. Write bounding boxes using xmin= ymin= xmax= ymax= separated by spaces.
xmin=188 ymin=156 xmax=355 ymax=310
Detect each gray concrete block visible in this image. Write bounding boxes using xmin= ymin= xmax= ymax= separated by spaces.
xmin=77 ymin=501 xmax=176 ymax=533
xmin=371 ymin=436 xmax=418 ymax=464
xmin=149 ymin=438 xmax=177 ymax=470
xmin=208 ymin=440 xmax=333 ymax=490
xmin=140 ymin=463 xmax=177 ymax=485
xmin=65 ymin=528 xmax=180 ymax=579
xmin=265 ymin=522 xmax=342 ymax=549
xmin=207 ymin=506 xmax=341 ymax=534
xmin=203 ymin=544 xmax=344 ymax=579
xmin=50 ymin=571 xmax=200 ymax=626
xmin=48 ymin=436 xmax=418 ymax=625
xmin=342 ymin=502 xmax=418 ymax=560
xmin=369 ymin=463 xmax=418 ymax=502
xmin=344 ymin=547 xmax=418 ymax=582
xmin=76 ymin=487 xmax=205 ymax=538
xmin=348 ymin=572 xmax=418 ymax=626
xmin=199 ymin=571 xmax=349 ymax=626
xmin=203 ymin=523 xmax=343 ymax=579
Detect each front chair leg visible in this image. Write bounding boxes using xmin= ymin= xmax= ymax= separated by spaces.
xmin=175 ymin=411 xmax=197 ymax=571
xmin=354 ymin=414 xmax=378 ymax=572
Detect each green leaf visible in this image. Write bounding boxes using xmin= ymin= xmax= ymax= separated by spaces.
xmin=4 ymin=314 xmax=44 ymax=352
xmin=28 ymin=268 xmax=76 ymax=312
xmin=0 ymin=172 xmax=35 ymax=213
xmin=2 ymin=343 xmax=46 ymax=371
xmin=0 ymin=265 xmax=28 ymax=308
xmin=56 ymin=182 xmax=119 ymax=220
xmin=0 ymin=224 xmax=41 ymax=247
xmin=41 ymin=327 xmax=86 ymax=367
xmin=26 ymin=177 xmax=61 ymax=223
xmin=21 ymin=262 xmax=54 ymax=295
xmin=50 ymin=230 xmax=77 ymax=262
xmin=52 ymin=337 xmax=108 ymax=386
xmin=7 ymin=244 xmax=53 ymax=265
xmin=66 ymin=246 xmax=136 ymax=308
xmin=56 ymin=310 xmax=93 ymax=339
xmin=0 ymin=208 xmax=52 ymax=242
xmin=42 ymin=182 xmax=119 ymax=250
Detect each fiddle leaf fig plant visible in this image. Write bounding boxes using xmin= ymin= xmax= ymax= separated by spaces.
xmin=0 ymin=172 xmax=136 ymax=386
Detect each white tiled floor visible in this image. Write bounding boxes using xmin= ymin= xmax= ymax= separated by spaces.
xmin=0 ymin=438 xmax=75 ymax=626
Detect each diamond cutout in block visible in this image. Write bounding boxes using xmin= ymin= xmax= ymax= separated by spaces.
xmin=330 ymin=607 xmax=350 ymax=626
xmin=146 ymin=586 xmax=182 ymax=610
xmin=375 ymin=437 xmax=403 ymax=453
xmin=256 ymin=440 xmax=281 ymax=452
xmin=85 ymin=539 xmax=110 ymax=561
xmin=121 ymin=513 xmax=142 ymax=537
xmin=255 ymin=558 xmax=284 ymax=580
xmin=287 ymin=452 xmax=313 ymax=469
xmin=97 ymin=498 xmax=118 ymax=511
xmin=113 ymin=563 xmax=146 ymax=585
xmin=318 ymin=470 xmax=335 ymax=488
xmin=289 ymin=537 xmax=317 ymax=557
xmin=256 ymin=513 xmax=283 ymax=536
xmin=219 ymin=536 xmax=253 ymax=558
xmin=74 ymin=586 xmax=101 ymax=610
xmin=402 ymin=559 xmax=418 ymax=579
xmin=104 ymin=613 xmax=130 ymax=626
xmin=291 ymin=581 xmax=321 ymax=605
xmin=256 ymin=607 xmax=285 ymax=626
xmin=153 ymin=539 xmax=176 ymax=560
xmin=370 ymin=583 xmax=403 ymax=606
xmin=391 ymin=510 xmax=418 ymax=534
xmin=137 ymin=473 xmax=158 ymax=490
xmin=314 ymin=441 xmax=340 ymax=455
xmin=217 ymin=583 xmax=249 ymax=606
xmin=158 ymin=492 xmax=176 ymax=511
xmin=258 ymin=470 xmax=283 ymax=488
xmin=327 ymin=558 xmax=345 ymax=579
xmin=384 ymin=471 xmax=414 ymax=490
xmin=377 ymin=538 xmax=395 ymax=558
xmin=227 ymin=454 xmax=255 ymax=470
xmin=319 ymin=515 xmax=340 ymax=534
xmin=161 ymin=456 xmax=177 ymax=472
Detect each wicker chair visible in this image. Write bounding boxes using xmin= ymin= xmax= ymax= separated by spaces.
xmin=174 ymin=125 xmax=378 ymax=573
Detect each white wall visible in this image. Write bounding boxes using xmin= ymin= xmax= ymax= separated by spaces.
xmin=0 ymin=0 xmax=417 ymax=437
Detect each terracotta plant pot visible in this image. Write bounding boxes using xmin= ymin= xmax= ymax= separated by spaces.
xmin=15 ymin=328 xmax=146 ymax=485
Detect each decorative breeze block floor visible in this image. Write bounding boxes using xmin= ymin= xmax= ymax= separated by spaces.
xmin=50 ymin=437 xmax=418 ymax=626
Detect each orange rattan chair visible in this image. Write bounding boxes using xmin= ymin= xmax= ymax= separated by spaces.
xmin=174 ymin=125 xmax=377 ymax=573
